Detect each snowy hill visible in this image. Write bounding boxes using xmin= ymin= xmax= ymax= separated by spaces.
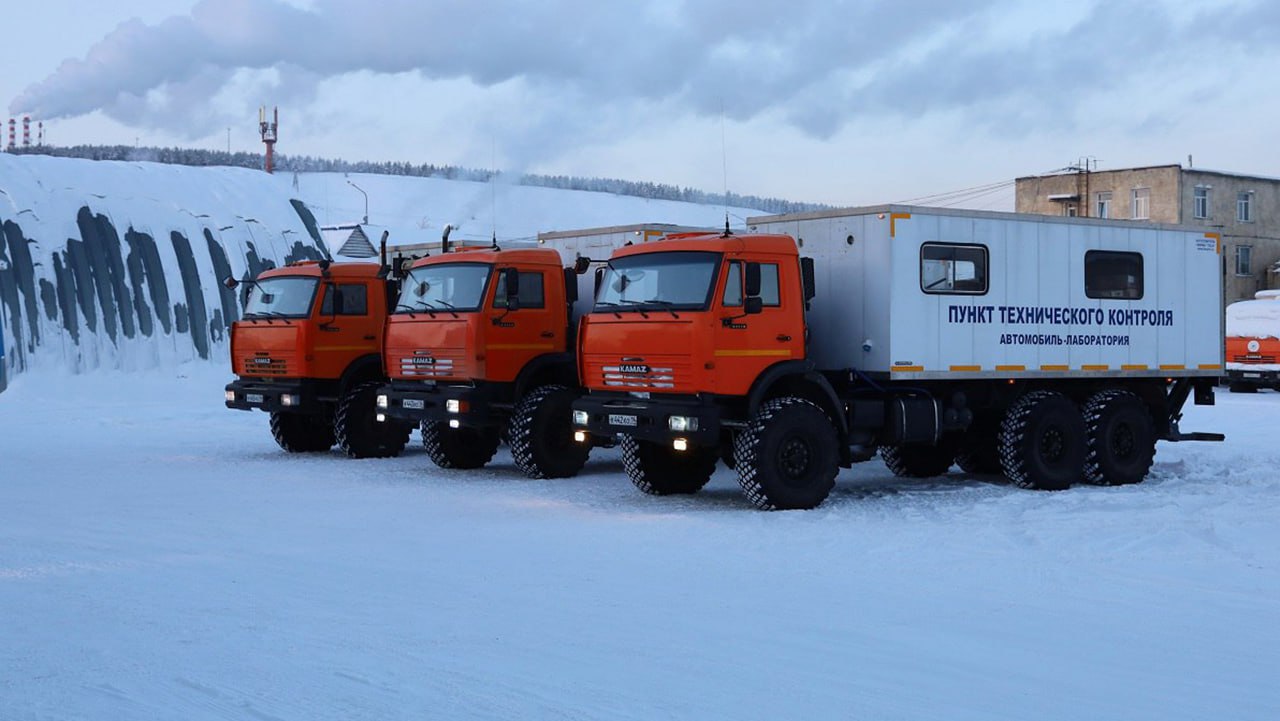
xmin=0 ymin=154 xmax=760 ymax=387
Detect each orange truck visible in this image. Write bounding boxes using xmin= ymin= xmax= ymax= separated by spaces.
xmin=374 ymin=231 xmax=592 ymax=477
xmin=565 ymin=207 xmax=1223 ymax=510
xmin=1225 ymin=290 xmax=1280 ymax=392
xmin=223 ymin=248 xmax=413 ymax=457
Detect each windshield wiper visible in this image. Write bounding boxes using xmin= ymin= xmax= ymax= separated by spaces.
xmin=616 ymin=299 xmax=649 ymax=318
xmin=395 ymin=303 xmax=420 ymax=318
xmin=641 ymin=299 xmax=681 ymax=318
xmin=432 ymin=299 xmax=461 ymax=318
xmin=594 ymin=301 xmax=623 ymax=318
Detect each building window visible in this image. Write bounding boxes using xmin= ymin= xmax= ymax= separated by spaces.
xmin=1085 ymin=251 xmax=1144 ymax=300
xmin=921 ymin=243 xmax=989 ymax=295
xmin=1095 ymin=192 xmax=1112 ymax=219
xmin=1236 ymin=245 xmax=1253 ymax=276
xmin=1237 ymin=191 xmax=1253 ymax=222
xmin=1193 ymin=186 xmax=1210 ymax=219
xmin=1063 ymin=203 xmax=1078 ymax=217
xmin=1131 ymin=188 xmax=1150 ymax=220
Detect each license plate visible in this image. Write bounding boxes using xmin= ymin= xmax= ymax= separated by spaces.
xmin=403 ymin=399 xmax=426 ymax=410
xmin=245 ymin=393 xmax=264 ymax=403
xmin=1244 ymin=372 xmax=1262 ymax=379
xmin=608 ymin=414 xmax=638 ymax=427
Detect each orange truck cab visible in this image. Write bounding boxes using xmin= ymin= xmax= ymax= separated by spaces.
xmin=1225 ymin=290 xmax=1280 ymax=392
xmin=223 ymin=259 xmax=412 ymax=457
xmin=570 ymin=232 xmax=837 ymax=508
xmin=375 ymin=244 xmax=590 ymax=478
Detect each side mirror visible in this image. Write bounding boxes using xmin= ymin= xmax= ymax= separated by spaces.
xmin=573 ymin=256 xmax=591 ymax=275
xmin=222 ymin=275 xmax=239 ymax=290
xmin=744 ymin=296 xmax=764 ymax=315
xmin=744 ymin=262 xmax=762 ymax=298
xmin=564 ymin=267 xmax=579 ymax=305
xmin=594 ymin=267 xmax=605 ymax=297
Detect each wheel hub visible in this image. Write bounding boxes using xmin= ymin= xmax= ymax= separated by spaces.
xmin=779 ymin=435 xmax=812 ymax=480
xmin=1039 ymin=426 xmax=1066 ymax=463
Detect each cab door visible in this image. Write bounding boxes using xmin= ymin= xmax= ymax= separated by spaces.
xmin=311 ymin=281 xmax=379 ymax=378
xmin=484 ymin=268 xmax=559 ymax=382
xmin=711 ymin=256 xmax=804 ymax=396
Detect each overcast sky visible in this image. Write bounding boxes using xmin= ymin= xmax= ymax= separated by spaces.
xmin=6 ymin=0 xmax=1280 ymax=209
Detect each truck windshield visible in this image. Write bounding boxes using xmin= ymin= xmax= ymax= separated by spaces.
xmin=595 ymin=251 xmax=721 ymax=312
xmin=397 ymin=262 xmax=492 ymax=313
xmin=243 ymin=276 xmax=319 ymax=318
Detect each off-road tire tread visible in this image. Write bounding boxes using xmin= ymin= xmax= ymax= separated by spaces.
xmin=620 ymin=436 xmax=717 ymax=495
xmin=421 ymin=420 xmax=500 ymax=469
xmin=335 ymin=381 xmax=410 ymax=458
xmin=269 ymin=411 xmax=335 ymax=453
xmin=879 ymin=444 xmax=954 ymax=478
xmin=509 ymin=384 xmax=590 ymax=479
xmin=1081 ymin=389 xmax=1156 ymax=486
xmin=734 ymin=397 xmax=839 ymax=511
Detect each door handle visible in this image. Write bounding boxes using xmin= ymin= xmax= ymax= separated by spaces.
xmin=540 ymin=331 xmax=555 ymax=338
xmin=320 ymin=326 xmax=341 ymax=333
xmin=776 ymin=334 xmax=792 ymax=342
xmin=363 ymin=335 xmax=376 ymax=341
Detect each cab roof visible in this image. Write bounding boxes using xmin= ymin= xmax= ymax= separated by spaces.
xmin=259 ymin=260 xmax=385 ymax=280
xmin=410 ymin=246 xmax=565 ymax=269
xmin=610 ymin=233 xmax=798 ymax=259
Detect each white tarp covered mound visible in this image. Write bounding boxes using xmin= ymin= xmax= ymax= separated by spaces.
xmin=0 ymin=154 xmax=328 ymax=381
xmin=0 ymin=155 xmax=763 ymax=388
xmin=1226 ymin=291 xmax=1280 ymax=339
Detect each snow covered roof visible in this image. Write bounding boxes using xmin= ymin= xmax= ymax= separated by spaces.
xmin=321 ymin=224 xmax=379 ymax=259
xmin=1226 ymin=292 xmax=1280 ymax=338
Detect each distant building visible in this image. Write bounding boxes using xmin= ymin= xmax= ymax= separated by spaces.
xmin=1016 ymin=164 xmax=1280 ymax=304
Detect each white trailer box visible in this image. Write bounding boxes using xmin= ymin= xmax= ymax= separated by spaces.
xmin=748 ymin=205 xmax=1223 ymax=381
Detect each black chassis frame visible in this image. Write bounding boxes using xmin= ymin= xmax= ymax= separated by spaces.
xmin=1226 ymin=367 xmax=1280 ymax=386
xmin=572 ymin=390 xmax=724 ymax=447
xmin=378 ymin=379 xmax=514 ymax=428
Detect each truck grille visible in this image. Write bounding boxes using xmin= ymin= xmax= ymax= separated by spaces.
xmin=1231 ymin=354 xmax=1277 ymax=363
xmin=396 ymin=350 xmax=465 ymax=379
xmin=242 ymin=355 xmax=288 ymax=376
xmin=601 ymin=364 xmax=677 ymax=389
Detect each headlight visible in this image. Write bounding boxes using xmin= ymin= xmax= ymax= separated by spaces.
xmin=446 ymin=399 xmax=466 ymax=413
xmin=376 ymin=394 xmax=389 ymax=409
xmin=572 ymin=410 xmax=590 ymax=425
xmin=281 ymin=394 xmax=298 ymax=407
xmin=224 ymin=390 xmax=236 ymax=402
xmin=668 ymin=415 xmax=699 ymax=432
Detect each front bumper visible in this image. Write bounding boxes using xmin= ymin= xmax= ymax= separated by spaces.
xmin=225 ymin=378 xmax=320 ymax=413
xmin=571 ymin=392 xmax=721 ymax=446
xmin=376 ymin=380 xmax=508 ymax=427
xmin=1226 ymin=367 xmax=1280 ymax=384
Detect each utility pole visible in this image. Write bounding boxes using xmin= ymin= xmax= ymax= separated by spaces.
xmin=347 ymin=180 xmax=368 ymax=224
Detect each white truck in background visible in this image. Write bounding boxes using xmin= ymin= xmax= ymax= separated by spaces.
xmin=1225 ymin=289 xmax=1280 ymax=392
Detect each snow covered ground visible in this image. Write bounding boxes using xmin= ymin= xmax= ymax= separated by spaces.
xmin=2 ymin=365 xmax=1277 ymax=720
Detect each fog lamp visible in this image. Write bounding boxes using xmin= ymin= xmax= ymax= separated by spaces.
xmin=672 ymin=438 xmax=689 ymax=452
xmin=574 ymin=430 xmax=588 ymax=443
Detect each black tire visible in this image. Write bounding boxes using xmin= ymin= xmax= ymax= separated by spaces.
xmin=1228 ymin=382 xmax=1257 ymax=393
xmin=1082 ymin=390 xmax=1157 ymax=486
xmin=879 ymin=442 xmax=955 ymax=478
xmin=734 ymin=397 xmax=840 ymax=510
xmin=620 ymin=435 xmax=717 ymax=495
xmin=421 ymin=420 xmax=500 ymax=469
xmin=998 ymin=390 xmax=1086 ymax=491
xmin=335 ymin=381 xmax=410 ymax=459
xmin=955 ymin=416 xmax=1002 ymax=474
xmin=510 ymin=384 xmax=590 ymax=479
xmin=269 ymin=411 xmax=335 ymax=452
